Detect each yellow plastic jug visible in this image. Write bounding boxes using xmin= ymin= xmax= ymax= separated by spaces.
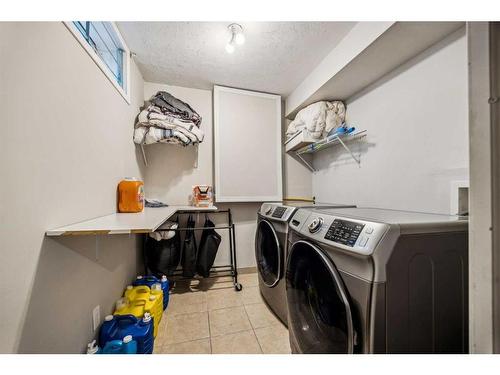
xmin=124 ymin=285 xmax=163 ymax=325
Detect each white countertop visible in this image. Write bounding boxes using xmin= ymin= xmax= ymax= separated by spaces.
xmin=46 ymin=206 xmax=218 ymax=236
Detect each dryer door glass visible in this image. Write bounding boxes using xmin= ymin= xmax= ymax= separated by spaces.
xmin=255 ymin=219 xmax=281 ymax=287
xmin=286 ymin=240 xmax=354 ymax=353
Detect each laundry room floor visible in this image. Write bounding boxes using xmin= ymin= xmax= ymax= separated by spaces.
xmin=153 ymin=272 xmax=291 ymax=354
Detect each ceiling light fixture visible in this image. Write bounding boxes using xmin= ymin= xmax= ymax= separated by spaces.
xmin=226 ymin=23 xmax=245 ymax=54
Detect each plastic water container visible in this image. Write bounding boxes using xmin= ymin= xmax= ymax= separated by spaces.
xmin=101 ymin=335 xmax=137 ymax=354
xmin=122 ymin=335 xmax=138 ymax=354
xmin=99 ymin=314 xmax=154 ymax=354
xmin=114 ymin=297 xmax=161 ymax=338
xmin=101 ymin=340 xmax=123 ymax=354
xmin=133 ymin=275 xmax=170 ymax=310
xmin=123 ymin=285 xmax=163 ymax=326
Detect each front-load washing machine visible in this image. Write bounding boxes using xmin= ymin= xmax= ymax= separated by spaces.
xmin=286 ymin=207 xmax=468 ymax=354
xmin=255 ymin=202 xmax=355 ymax=326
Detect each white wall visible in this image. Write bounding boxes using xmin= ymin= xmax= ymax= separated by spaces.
xmin=284 ymin=152 xmax=313 ymax=199
xmin=312 ymin=28 xmax=468 ymax=214
xmin=0 ymin=22 xmax=145 ymax=353
xmin=142 ymin=82 xmax=260 ymax=268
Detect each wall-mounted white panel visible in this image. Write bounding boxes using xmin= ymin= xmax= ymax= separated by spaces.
xmin=214 ymin=86 xmax=282 ymax=202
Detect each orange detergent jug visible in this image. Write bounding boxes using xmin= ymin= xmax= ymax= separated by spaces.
xmin=118 ymin=178 xmax=144 ymax=213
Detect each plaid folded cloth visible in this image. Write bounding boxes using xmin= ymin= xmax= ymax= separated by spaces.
xmin=145 ymin=199 xmax=168 ymax=208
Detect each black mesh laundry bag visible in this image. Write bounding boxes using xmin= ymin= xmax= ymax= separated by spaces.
xmin=181 ymin=215 xmax=198 ymax=277
xmin=145 ymin=222 xmax=181 ymax=277
xmin=196 ymin=217 xmax=222 ymax=277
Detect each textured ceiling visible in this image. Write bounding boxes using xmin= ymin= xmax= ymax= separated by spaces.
xmin=117 ymin=22 xmax=356 ymax=96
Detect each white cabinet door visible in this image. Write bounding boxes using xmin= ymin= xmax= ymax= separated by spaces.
xmin=214 ymin=86 xmax=282 ymax=202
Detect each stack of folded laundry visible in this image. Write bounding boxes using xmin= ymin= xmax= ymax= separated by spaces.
xmin=134 ymin=91 xmax=204 ymax=146
xmin=286 ymin=100 xmax=346 ymax=140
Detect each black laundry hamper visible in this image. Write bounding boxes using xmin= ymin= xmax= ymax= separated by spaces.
xmin=196 ymin=217 xmax=222 ymax=277
xmin=144 ymin=221 xmax=181 ymax=277
xmin=181 ymin=215 xmax=198 ymax=278
xmin=142 ymin=208 xmax=242 ymax=291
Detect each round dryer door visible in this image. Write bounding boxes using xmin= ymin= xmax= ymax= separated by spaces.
xmin=255 ymin=219 xmax=281 ymax=287
xmin=286 ymin=240 xmax=354 ymax=354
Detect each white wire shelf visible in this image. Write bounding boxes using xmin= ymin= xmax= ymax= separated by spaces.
xmin=294 ymin=130 xmax=367 ymax=172
xmin=139 ymin=142 xmax=199 ymax=168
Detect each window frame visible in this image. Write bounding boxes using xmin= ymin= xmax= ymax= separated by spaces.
xmin=64 ymin=21 xmax=131 ymax=104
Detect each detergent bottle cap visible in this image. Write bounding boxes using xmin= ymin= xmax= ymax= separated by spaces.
xmin=152 ymin=283 xmax=161 ymax=291
xmin=136 ymin=275 xmax=143 ymax=280
xmin=161 ymin=275 xmax=168 ymax=282
xmin=126 ymin=285 xmax=133 ymax=290
xmin=104 ymin=315 xmax=114 ymax=322
xmin=149 ymin=295 xmax=156 ymax=301
xmin=87 ymin=340 xmax=99 ymax=354
xmin=123 ymin=335 xmax=133 ymax=344
xmin=143 ymin=313 xmax=152 ymax=323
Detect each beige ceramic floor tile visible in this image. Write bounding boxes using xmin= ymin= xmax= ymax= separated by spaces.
xmin=167 ymin=298 xmax=208 ymax=316
xmin=238 ymin=273 xmax=259 ymax=287
xmin=156 ymin=339 xmax=211 ymax=354
xmin=158 ymin=311 xmax=209 ymax=345
xmin=254 ymin=323 xmax=291 ymax=354
xmin=242 ymin=286 xmax=264 ymax=305
xmin=207 ymin=288 xmax=243 ymax=310
xmin=245 ymin=303 xmax=281 ymax=329
xmin=196 ymin=276 xmax=235 ymax=291
xmin=209 ymin=306 xmax=252 ymax=336
xmin=211 ymin=330 xmax=262 ymax=354
xmin=158 ymin=313 xmax=168 ymax=332
xmin=169 ymin=291 xmax=207 ymax=306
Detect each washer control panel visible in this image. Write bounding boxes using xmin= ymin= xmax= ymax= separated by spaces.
xmin=325 ymin=219 xmax=364 ymax=247
xmin=259 ymin=203 xmax=297 ymax=222
xmin=294 ymin=209 xmax=389 ymax=255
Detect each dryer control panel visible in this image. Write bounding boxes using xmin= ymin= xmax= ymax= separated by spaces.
xmin=293 ymin=209 xmax=389 ymax=255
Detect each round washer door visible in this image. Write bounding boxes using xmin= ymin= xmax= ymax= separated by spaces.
xmin=286 ymin=240 xmax=354 ymax=353
xmin=255 ymin=219 xmax=281 ymax=287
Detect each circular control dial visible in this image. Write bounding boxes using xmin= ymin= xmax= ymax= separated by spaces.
xmin=265 ymin=207 xmax=273 ymax=215
xmin=308 ymin=217 xmax=324 ymax=233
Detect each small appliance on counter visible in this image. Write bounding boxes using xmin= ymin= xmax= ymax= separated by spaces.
xmin=191 ymin=185 xmax=213 ymax=207
xmin=118 ymin=177 xmax=145 ymax=213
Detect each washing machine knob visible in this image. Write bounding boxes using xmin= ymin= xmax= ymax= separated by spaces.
xmin=308 ymin=217 xmax=324 ymax=233
xmin=265 ymin=207 xmax=273 ymax=215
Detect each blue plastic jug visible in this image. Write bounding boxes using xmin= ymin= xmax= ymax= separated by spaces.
xmin=99 ymin=313 xmax=154 ymax=354
xmin=101 ymin=340 xmax=124 ymax=354
xmin=122 ymin=335 xmax=137 ymax=354
xmin=133 ymin=275 xmax=170 ymax=310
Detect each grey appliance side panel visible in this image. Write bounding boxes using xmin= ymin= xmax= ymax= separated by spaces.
xmin=339 ymin=270 xmax=373 ymax=353
xmin=370 ymin=282 xmax=386 ymax=353
xmin=385 ymin=231 xmax=469 ymax=353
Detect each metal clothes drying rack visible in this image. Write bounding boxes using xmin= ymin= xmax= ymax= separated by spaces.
xmin=143 ymin=208 xmax=242 ymax=291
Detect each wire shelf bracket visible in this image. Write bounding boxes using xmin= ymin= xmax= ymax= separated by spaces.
xmin=294 ymin=130 xmax=367 ymax=172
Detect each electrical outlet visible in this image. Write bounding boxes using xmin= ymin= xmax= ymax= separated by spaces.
xmin=92 ymin=305 xmax=101 ymax=332
xmin=450 ymin=180 xmax=469 ymax=215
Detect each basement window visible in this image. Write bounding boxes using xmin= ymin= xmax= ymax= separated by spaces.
xmin=65 ymin=21 xmax=131 ymax=103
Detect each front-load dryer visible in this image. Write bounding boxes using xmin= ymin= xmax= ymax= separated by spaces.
xmin=255 ymin=202 xmax=355 ymax=326
xmin=286 ymin=207 xmax=468 ymax=354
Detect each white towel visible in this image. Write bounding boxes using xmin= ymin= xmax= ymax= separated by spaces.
xmin=286 ymin=101 xmax=346 ymax=139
